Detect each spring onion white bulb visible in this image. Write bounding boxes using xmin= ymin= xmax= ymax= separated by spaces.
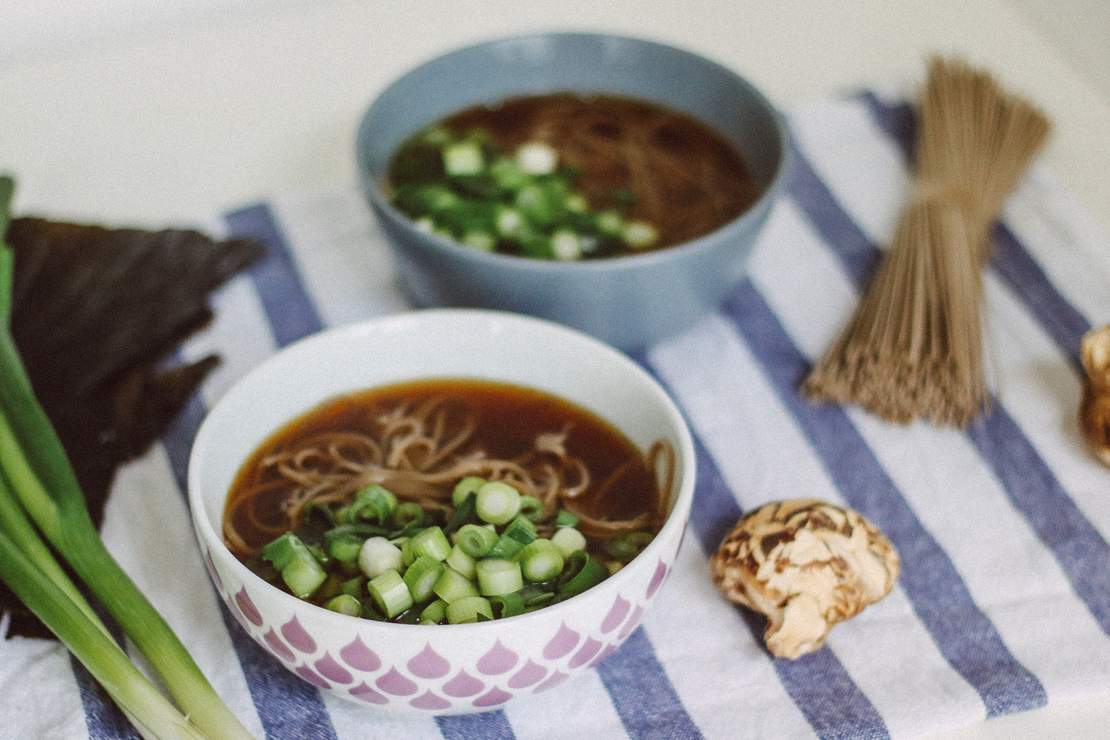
xmin=358 ymin=536 xmax=403 ymax=579
xmin=552 ymin=527 xmax=587 ymax=557
xmin=516 ymin=142 xmax=558 ymax=175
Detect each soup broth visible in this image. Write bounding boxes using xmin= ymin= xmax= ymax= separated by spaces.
xmin=387 ymin=93 xmax=761 ymax=260
xmin=225 ymin=379 xmax=672 ymax=624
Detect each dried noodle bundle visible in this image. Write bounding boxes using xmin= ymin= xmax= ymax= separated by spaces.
xmin=804 ymin=57 xmax=1051 ymax=426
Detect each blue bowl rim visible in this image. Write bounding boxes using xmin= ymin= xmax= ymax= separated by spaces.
xmin=356 ymin=30 xmax=791 ymax=274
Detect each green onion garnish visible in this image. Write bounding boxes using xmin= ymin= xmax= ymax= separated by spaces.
xmin=606 ymin=531 xmax=655 ymax=564
xmin=325 ymin=594 xmax=362 ymax=616
xmin=554 ymin=509 xmax=579 ymax=528
xmin=489 ymin=592 xmax=526 ymax=619
xmin=446 ymin=595 xmax=494 ymax=624
xmin=349 ymin=484 xmax=398 ymax=524
xmin=367 ymin=570 xmax=413 ymax=618
xmin=456 ymin=523 xmax=498 ymax=558
xmin=445 ymin=544 xmax=476 ymax=580
xmin=551 ymin=526 xmax=587 ymax=557
xmin=557 ymin=552 xmax=608 ymax=598
xmin=391 ymin=501 xmax=424 ymax=528
xmin=475 ymin=558 xmax=523 ymax=597
xmin=262 ymin=532 xmax=327 ymax=598
xmin=432 ymin=567 xmax=479 ymax=604
xmin=409 ymin=525 xmax=451 ymax=562
xmin=519 ymin=539 xmax=565 ymax=582
xmin=475 ymin=481 xmax=521 ymax=525
xmin=403 ymin=556 xmax=445 ymax=603
xmin=518 ymin=495 xmax=544 ymax=522
xmin=451 ymin=476 xmax=486 ymax=506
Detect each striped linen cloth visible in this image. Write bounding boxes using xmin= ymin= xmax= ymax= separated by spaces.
xmin=3 ymin=91 xmax=1110 ymax=740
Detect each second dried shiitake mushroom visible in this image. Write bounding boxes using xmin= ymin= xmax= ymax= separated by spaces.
xmin=710 ymin=499 xmax=899 ymax=659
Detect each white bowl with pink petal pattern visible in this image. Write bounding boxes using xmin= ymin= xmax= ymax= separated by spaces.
xmin=188 ymin=309 xmax=695 ymax=714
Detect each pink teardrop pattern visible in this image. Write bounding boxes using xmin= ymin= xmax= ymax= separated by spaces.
xmin=339 ymin=636 xmax=380 ymax=672
xmin=588 ymin=643 xmax=618 ymax=668
xmin=600 ymin=595 xmax=630 ymax=634
xmin=542 ymin=623 xmax=580 ymax=660
xmin=234 ymin=588 xmax=263 ymax=627
xmin=569 ymin=637 xmax=603 ymax=669
xmin=204 ymin=549 xmax=223 ymax=591
xmin=315 ymin=653 xmax=353 ymax=684
xmin=407 ymin=643 xmax=450 ymax=679
xmin=473 ymin=687 xmax=512 ymax=708
xmin=533 ymin=670 xmax=570 ymax=693
xmin=618 ymin=605 xmax=644 ymax=640
xmin=477 ymin=640 xmax=518 ymax=675
xmin=508 ymin=660 xmax=547 ymax=689
xmin=263 ymin=629 xmax=295 ymax=662
xmin=295 ymin=666 xmax=331 ymax=690
xmin=375 ymin=667 xmax=418 ymax=696
xmin=410 ymin=691 xmax=452 ymax=711
xmin=280 ymin=616 xmax=317 ymax=654
xmin=442 ymin=669 xmax=484 ymax=698
xmin=645 ymin=559 xmax=668 ymax=598
xmin=349 ymin=682 xmax=388 ymax=705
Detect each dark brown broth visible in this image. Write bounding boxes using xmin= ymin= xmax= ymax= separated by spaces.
xmin=225 ymin=379 xmax=659 ymax=553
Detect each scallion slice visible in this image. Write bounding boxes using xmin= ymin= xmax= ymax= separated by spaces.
xmin=489 ymin=592 xmax=525 ymax=619
xmin=432 ymin=567 xmax=479 ymax=604
xmin=446 ymin=596 xmax=494 ymax=624
xmin=403 ymin=556 xmax=445 ymax=603
xmin=262 ymin=532 xmax=326 ymax=598
xmin=410 ymin=526 xmax=451 ymax=562
xmin=475 ymin=481 xmax=521 ymax=525
xmin=456 ymin=523 xmax=498 ymax=558
xmin=420 ymin=599 xmax=448 ymax=624
xmin=391 ymin=502 xmax=424 ymax=528
xmin=452 ymin=476 xmax=486 ymax=506
xmin=443 ymin=493 xmax=476 ymax=535
xmin=349 ymin=484 xmax=398 ymax=524
xmin=519 ymin=539 xmax=565 ymax=582
xmin=445 ymin=544 xmax=476 ymax=580
xmin=554 ymin=509 xmax=579 ymax=528
xmin=325 ymin=594 xmax=362 ymax=617
xmin=367 ymin=570 xmax=413 ymax=618
xmin=475 ymin=558 xmax=523 ymax=597
xmin=486 ymin=515 xmax=536 ymax=559
xmin=551 ymin=526 xmax=587 ymax=557
xmin=518 ymin=495 xmax=544 ymax=522
xmin=358 ymin=536 xmax=403 ymax=579
xmin=557 ymin=552 xmax=608 ymax=598
xmin=606 ymin=531 xmax=654 ymax=564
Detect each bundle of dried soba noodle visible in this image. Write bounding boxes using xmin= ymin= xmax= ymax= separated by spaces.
xmin=804 ymin=57 xmax=1051 ymax=426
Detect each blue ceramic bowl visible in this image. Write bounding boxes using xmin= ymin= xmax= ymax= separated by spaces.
xmin=356 ymin=32 xmax=788 ymax=349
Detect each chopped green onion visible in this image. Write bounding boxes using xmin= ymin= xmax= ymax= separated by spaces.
xmin=557 ymin=552 xmax=608 ymax=598
xmin=414 ymin=216 xmax=435 ymax=233
xmin=403 ymin=556 xmax=445 ymax=603
xmin=519 ymin=539 xmax=565 ymax=582
xmin=443 ymin=141 xmax=484 ymax=176
xmin=489 ymin=157 xmax=529 ymax=191
xmin=410 ymin=526 xmax=451 ymax=562
xmin=444 ymin=492 xmax=476 ymax=535
xmin=565 ymin=193 xmax=588 ymax=213
xmin=519 ymin=584 xmax=557 ymax=607
xmin=475 ymin=481 xmax=521 ymax=525
xmin=315 ymin=573 xmax=342 ymax=601
xmin=420 ymin=599 xmax=448 ymax=624
xmin=495 ymin=206 xmax=525 ymax=236
xmin=489 ymin=592 xmax=525 ymax=619
xmin=367 ymin=570 xmax=413 ymax=618
xmin=475 ymin=558 xmax=523 ymax=596
xmin=400 ymin=537 xmax=417 ymax=567
xmin=551 ymin=526 xmax=587 ymax=557
xmin=340 ymin=576 xmax=365 ymax=597
xmin=463 ymin=231 xmax=496 ymax=251
xmin=325 ymin=594 xmax=362 ymax=617
xmin=456 ymin=523 xmax=498 ymax=558
xmin=486 ymin=515 xmax=537 ymax=559
xmin=595 ymin=209 xmax=624 ymax=236
xmin=606 ymin=531 xmax=654 ymax=564
xmin=358 ymin=536 xmax=403 ymax=579
xmin=433 ymin=567 xmax=479 ymax=604
xmin=452 ymin=476 xmax=486 ymax=506
xmin=325 ymin=531 xmax=363 ymax=563
xmin=518 ymin=495 xmax=544 ymax=522
xmin=446 ymin=595 xmax=494 ymax=624
xmin=605 ymin=561 xmax=624 ymax=576
xmin=349 ymin=484 xmax=398 ymax=524
xmin=262 ymin=533 xmax=327 ymax=598
xmin=622 ymin=220 xmax=658 ymax=249
xmin=550 ymin=229 xmax=582 ymax=261
xmin=445 ymin=544 xmax=476 ymax=580
xmin=392 ymin=502 xmax=424 ymax=528
xmin=555 ymin=509 xmax=579 ymax=528
xmin=516 ymin=142 xmax=558 ymax=175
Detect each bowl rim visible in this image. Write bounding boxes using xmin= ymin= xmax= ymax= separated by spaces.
xmin=188 ymin=308 xmax=697 ymax=634
xmin=356 ymin=30 xmax=791 ymax=274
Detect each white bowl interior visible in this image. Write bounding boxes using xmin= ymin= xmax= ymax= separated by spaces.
xmin=191 ymin=310 xmax=691 ymax=541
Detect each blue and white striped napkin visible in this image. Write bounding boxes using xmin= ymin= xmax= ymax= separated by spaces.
xmin=3 ymin=92 xmax=1110 ymax=740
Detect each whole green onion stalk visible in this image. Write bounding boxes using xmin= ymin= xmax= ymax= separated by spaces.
xmin=0 ymin=175 xmax=252 ymax=739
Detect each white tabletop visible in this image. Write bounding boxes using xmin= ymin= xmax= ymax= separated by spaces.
xmin=2 ymin=1 xmax=1108 ymax=737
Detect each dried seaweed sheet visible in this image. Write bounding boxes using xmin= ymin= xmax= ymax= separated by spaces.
xmin=1 ymin=218 xmax=263 ymax=638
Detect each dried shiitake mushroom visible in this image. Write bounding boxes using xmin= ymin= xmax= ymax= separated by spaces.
xmin=1080 ymin=325 xmax=1110 ymax=467
xmin=710 ymin=499 xmax=899 ymax=659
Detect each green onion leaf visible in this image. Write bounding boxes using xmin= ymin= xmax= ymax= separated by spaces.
xmin=349 ymin=484 xmax=398 ymax=524
xmin=476 ymin=558 xmax=523 ymax=597
xmin=367 ymin=570 xmax=413 ymax=618
xmin=456 ymin=523 xmax=498 ymax=558
xmin=433 ymin=567 xmax=479 ymax=604
xmin=446 ymin=595 xmax=493 ymax=624
xmin=403 ymin=556 xmax=445 ymax=603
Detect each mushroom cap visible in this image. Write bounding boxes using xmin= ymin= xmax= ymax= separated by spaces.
xmin=1080 ymin=326 xmax=1110 ymax=467
xmin=710 ymin=499 xmax=900 ymax=659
